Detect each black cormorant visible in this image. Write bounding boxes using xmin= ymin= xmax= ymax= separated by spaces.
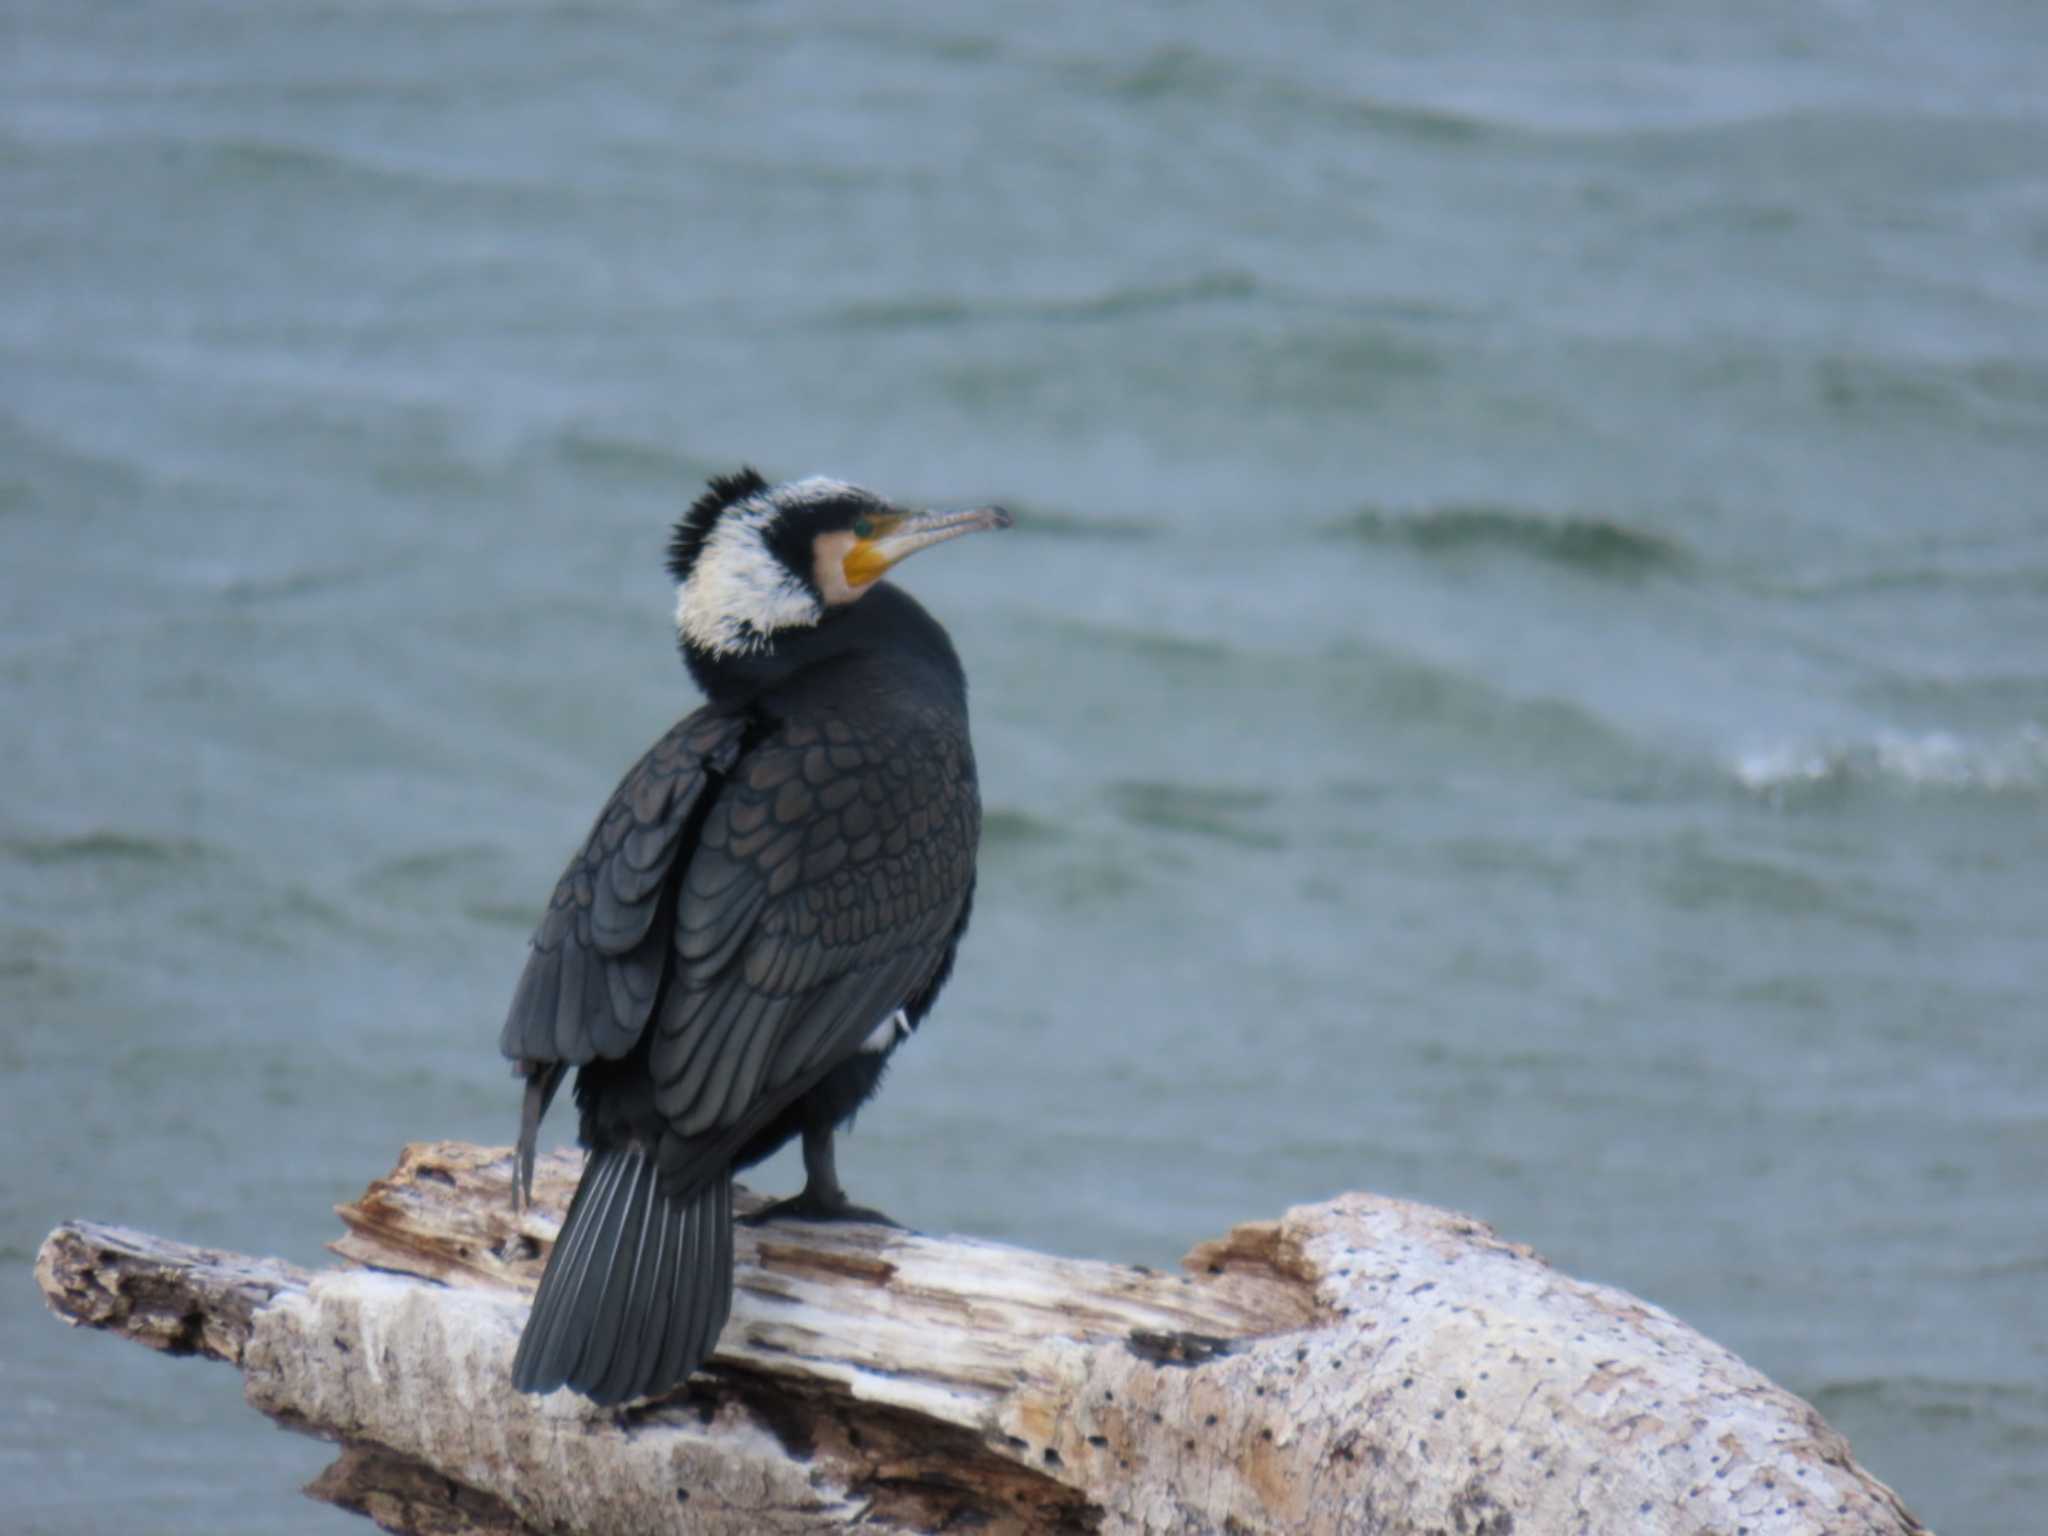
xmin=499 ymin=468 xmax=1008 ymax=1404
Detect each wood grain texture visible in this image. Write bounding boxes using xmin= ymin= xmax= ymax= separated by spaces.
xmin=37 ymin=1141 xmax=1930 ymax=1535
xmin=34 ymin=1220 xmax=308 ymax=1365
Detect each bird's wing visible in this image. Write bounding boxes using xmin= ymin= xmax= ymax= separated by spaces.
xmin=649 ymin=705 xmax=978 ymax=1141
xmin=499 ymin=708 xmax=753 ymax=1066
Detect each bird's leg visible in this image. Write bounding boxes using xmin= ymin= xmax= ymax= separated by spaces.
xmin=740 ymin=1120 xmax=902 ymax=1227
xmin=511 ymin=1061 xmax=564 ymax=1214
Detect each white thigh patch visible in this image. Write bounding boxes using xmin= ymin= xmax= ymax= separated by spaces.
xmin=860 ymin=1008 xmax=910 ymax=1054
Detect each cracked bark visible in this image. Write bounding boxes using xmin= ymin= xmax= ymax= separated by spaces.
xmin=37 ymin=1140 xmax=1929 ymax=1535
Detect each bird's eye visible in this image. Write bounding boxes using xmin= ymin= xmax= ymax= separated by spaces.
xmin=852 ymin=515 xmax=875 ymax=540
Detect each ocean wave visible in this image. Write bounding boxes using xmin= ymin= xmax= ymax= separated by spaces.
xmin=0 ymin=409 xmax=150 ymax=507
xmin=1807 ymin=1375 xmax=2045 ymax=1426
xmin=980 ymin=806 xmax=1065 ymax=847
xmin=1339 ymin=504 xmax=1688 ymax=579
xmin=1341 ymin=96 xmax=1495 ymax=146
xmin=827 ymin=271 xmax=1258 ymax=332
xmin=1810 ymin=349 xmax=2048 ymax=439
xmin=1107 ymin=779 xmax=1281 ymax=849
xmin=1063 ymin=41 xmax=1496 ymax=144
xmin=1 ymin=830 xmax=214 ymax=866
xmin=206 ymin=136 xmax=388 ymax=185
xmin=1733 ymin=726 xmax=2048 ymax=800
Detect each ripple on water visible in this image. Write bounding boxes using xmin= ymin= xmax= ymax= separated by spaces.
xmin=1807 ymin=1376 xmax=2048 ymax=1438
xmin=1106 ymin=779 xmax=1281 ymax=849
xmin=1336 ymin=504 xmax=1690 ymax=581
xmin=1074 ymin=44 xmax=1498 ymax=147
xmin=979 ymin=806 xmax=1065 ymax=848
xmin=0 ymin=831 xmax=214 ymax=867
xmin=358 ymin=843 xmax=508 ymax=902
xmin=825 ymin=270 xmax=1259 ymax=333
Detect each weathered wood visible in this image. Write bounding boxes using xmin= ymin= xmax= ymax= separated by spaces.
xmin=306 ymin=1443 xmax=533 ymax=1536
xmin=38 ymin=1141 xmax=1930 ymax=1535
xmin=33 ymin=1220 xmax=308 ymax=1365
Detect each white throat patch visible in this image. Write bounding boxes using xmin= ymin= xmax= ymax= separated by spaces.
xmin=674 ymin=480 xmax=854 ymax=657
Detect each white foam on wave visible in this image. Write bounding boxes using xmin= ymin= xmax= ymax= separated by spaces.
xmin=1733 ymin=724 xmax=2048 ymax=797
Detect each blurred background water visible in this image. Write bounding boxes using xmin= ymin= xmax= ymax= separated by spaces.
xmin=5 ymin=2 xmax=2046 ymax=1531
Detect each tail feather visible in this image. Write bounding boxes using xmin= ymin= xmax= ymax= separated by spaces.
xmin=657 ymin=1175 xmax=731 ymax=1394
xmin=511 ymin=1145 xmax=734 ymax=1404
xmin=576 ymin=1148 xmax=655 ymax=1400
xmin=591 ymin=1161 xmax=674 ymax=1406
xmin=517 ymin=1145 xmax=630 ymax=1387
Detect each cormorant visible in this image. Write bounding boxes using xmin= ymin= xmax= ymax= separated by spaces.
xmin=499 ymin=468 xmax=1008 ymax=1404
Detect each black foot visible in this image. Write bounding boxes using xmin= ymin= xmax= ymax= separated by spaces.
xmin=740 ymin=1189 xmax=903 ymax=1228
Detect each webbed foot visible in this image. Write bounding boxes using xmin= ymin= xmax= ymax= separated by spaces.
xmin=740 ymin=1188 xmax=903 ymax=1228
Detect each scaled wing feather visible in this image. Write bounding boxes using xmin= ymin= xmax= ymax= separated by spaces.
xmin=648 ymin=710 xmax=979 ymax=1149
xmin=499 ymin=710 xmax=751 ymax=1066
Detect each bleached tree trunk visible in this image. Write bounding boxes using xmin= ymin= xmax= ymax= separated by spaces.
xmin=36 ymin=1141 xmax=1928 ymax=1535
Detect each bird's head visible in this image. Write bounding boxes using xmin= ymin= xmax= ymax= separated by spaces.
xmin=666 ymin=469 xmax=1009 ymax=686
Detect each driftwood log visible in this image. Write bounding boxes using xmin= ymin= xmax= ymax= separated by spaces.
xmin=36 ymin=1140 xmax=1927 ymax=1535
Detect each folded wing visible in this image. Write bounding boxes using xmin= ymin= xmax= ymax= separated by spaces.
xmin=651 ymin=708 xmax=979 ymax=1167
xmin=499 ymin=709 xmax=751 ymax=1067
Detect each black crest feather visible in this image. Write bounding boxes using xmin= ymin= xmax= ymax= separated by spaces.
xmin=667 ymin=467 xmax=771 ymax=585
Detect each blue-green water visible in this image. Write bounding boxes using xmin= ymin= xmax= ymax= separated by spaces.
xmin=5 ymin=4 xmax=2045 ymax=1531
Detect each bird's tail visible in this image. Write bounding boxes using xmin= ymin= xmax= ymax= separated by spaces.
xmin=511 ymin=1143 xmax=733 ymax=1404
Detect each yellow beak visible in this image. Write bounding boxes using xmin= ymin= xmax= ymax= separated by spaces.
xmin=844 ymin=504 xmax=1012 ymax=588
